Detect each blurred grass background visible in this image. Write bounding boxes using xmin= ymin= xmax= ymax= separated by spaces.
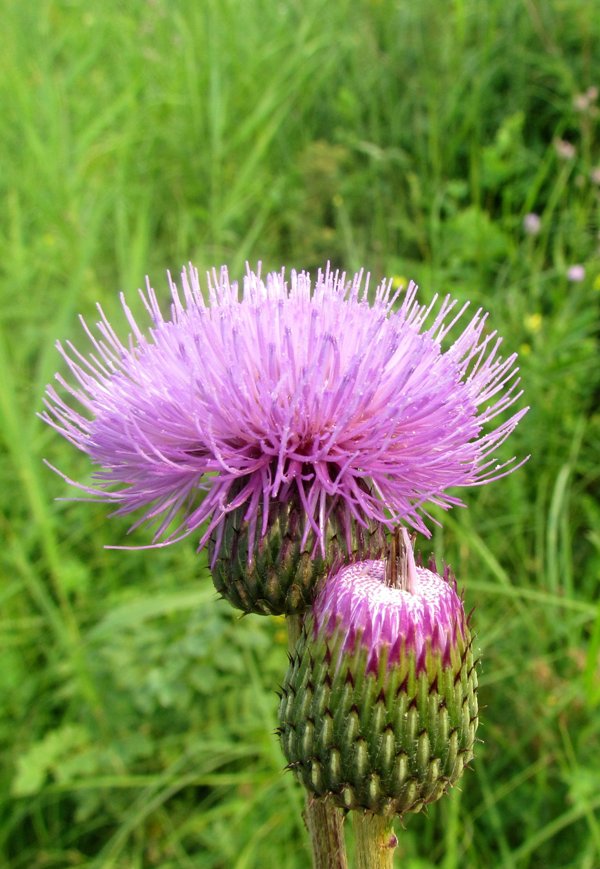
xmin=1 ymin=0 xmax=599 ymax=866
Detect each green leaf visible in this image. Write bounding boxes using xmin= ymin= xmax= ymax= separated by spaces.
xmin=11 ymin=724 xmax=90 ymax=797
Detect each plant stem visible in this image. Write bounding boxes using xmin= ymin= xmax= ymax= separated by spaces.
xmin=353 ymin=812 xmax=398 ymax=869
xmin=286 ymin=615 xmax=348 ymax=869
xmin=305 ymin=795 xmax=349 ymax=869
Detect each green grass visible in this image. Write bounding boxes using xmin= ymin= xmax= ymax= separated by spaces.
xmin=1 ymin=0 xmax=599 ymax=866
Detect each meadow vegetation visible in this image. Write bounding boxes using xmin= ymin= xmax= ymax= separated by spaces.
xmin=1 ymin=0 xmax=599 ymax=866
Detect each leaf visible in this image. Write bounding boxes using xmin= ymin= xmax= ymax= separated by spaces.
xmin=11 ymin=724 xmax=90 ymax=797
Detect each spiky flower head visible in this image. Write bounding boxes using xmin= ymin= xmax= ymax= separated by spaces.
xmin=278 ymin=532 xmax=479 ymax=816
xmin=42 ymin=264 xmax=526 ymax=613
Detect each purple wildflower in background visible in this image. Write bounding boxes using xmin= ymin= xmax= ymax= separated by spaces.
xmin=554 ymin=138 xmax=576 ymax=160
xmin=573 ymin=86 xmax=598 ymax=114
xmin=567 ymin=264 xmax=585 ymax=282
xmin=41 ymin=265 xmax=527 ymax=561
xmin=523 ymin=213 xmax=541 ymax=236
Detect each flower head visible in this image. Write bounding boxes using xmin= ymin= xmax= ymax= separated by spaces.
xmin=42 ymin=265 xmax=527 ymax=563
xmin=554 ymin=138 xmax=576 ymax=160
xmin=278 ymin=535 xmax=478 ymax=815
xmin=567 ymin=264 xmax=586 ymax=282
xmin=523 ymin=213 xmax=541 ymax=236
xmin=312 ymin=551 xmax=465 ymax=675
xmin=573 ymin=86 xmax=598 ymax=114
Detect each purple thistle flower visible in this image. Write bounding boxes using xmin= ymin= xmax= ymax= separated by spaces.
xmin=312 ymin=546 xmax=465 ymax=675
xmin=523 ymin=213 xmax=541 ymax=237
xmin=278 ymin=533 xmax=478 ymax=814
xmin=554 ymin=138 xmax=576 ymax=160
xmin=567 ymin=264 xmax=586 ymax=282
xmin=41 ymin=264 xmax=527 ymax=562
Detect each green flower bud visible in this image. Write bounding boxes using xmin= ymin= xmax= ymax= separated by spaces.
xmin=209 ymin=493 xmax=386 ymax=616
xmin=278 ymin=534 xmax=479 ymax=815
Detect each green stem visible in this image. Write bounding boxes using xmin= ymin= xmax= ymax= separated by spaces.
xmin=353 ymin=812 xmax=398 ymax=869
xmin=286 ymin=615 xmax=348 ymax=869
xmin=305 ymin=796 xmax=349 ymax=869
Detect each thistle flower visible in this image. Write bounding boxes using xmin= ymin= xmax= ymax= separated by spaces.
xmin=523 ymin=213 xmax=541 ymax=237
xmin=278 ymin=533 xmax=478 ymax=816
xmin=554 ymin=138 xmax=576 ymax=160
xmin=567 ymin=264 xmax=585 ymax=283
xmin=42 ymin=264 xmax=526 ymax=613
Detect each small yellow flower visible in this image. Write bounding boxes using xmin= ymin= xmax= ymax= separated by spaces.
xmin=593 ymin=274 xmax=600 ymax=292
xmin=391 ymin=274 xmax=408 ymax=290
xmin=519 ymin=342 xmax=532 ymax=356
xmin=524 ymin=313 xmax=542 ymax=334
xmin=272 ymin=614 xmax=288 ymax=645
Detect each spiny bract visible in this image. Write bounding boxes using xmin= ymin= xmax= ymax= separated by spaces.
xmin=278 ymin=556 xmax=479 ymax=815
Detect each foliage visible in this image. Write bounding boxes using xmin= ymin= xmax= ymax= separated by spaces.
xmin=0 ymin=0 xmax=599 ymax=866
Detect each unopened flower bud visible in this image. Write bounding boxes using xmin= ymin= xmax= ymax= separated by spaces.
xmin=278 ymin=533 xmax=479 ymax=815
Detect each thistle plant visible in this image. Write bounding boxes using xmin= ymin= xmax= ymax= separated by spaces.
xmin=42 ymin=264 xmax=527 ymax=867
xmin=279 ymin=531 xmax=478 ymax=867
